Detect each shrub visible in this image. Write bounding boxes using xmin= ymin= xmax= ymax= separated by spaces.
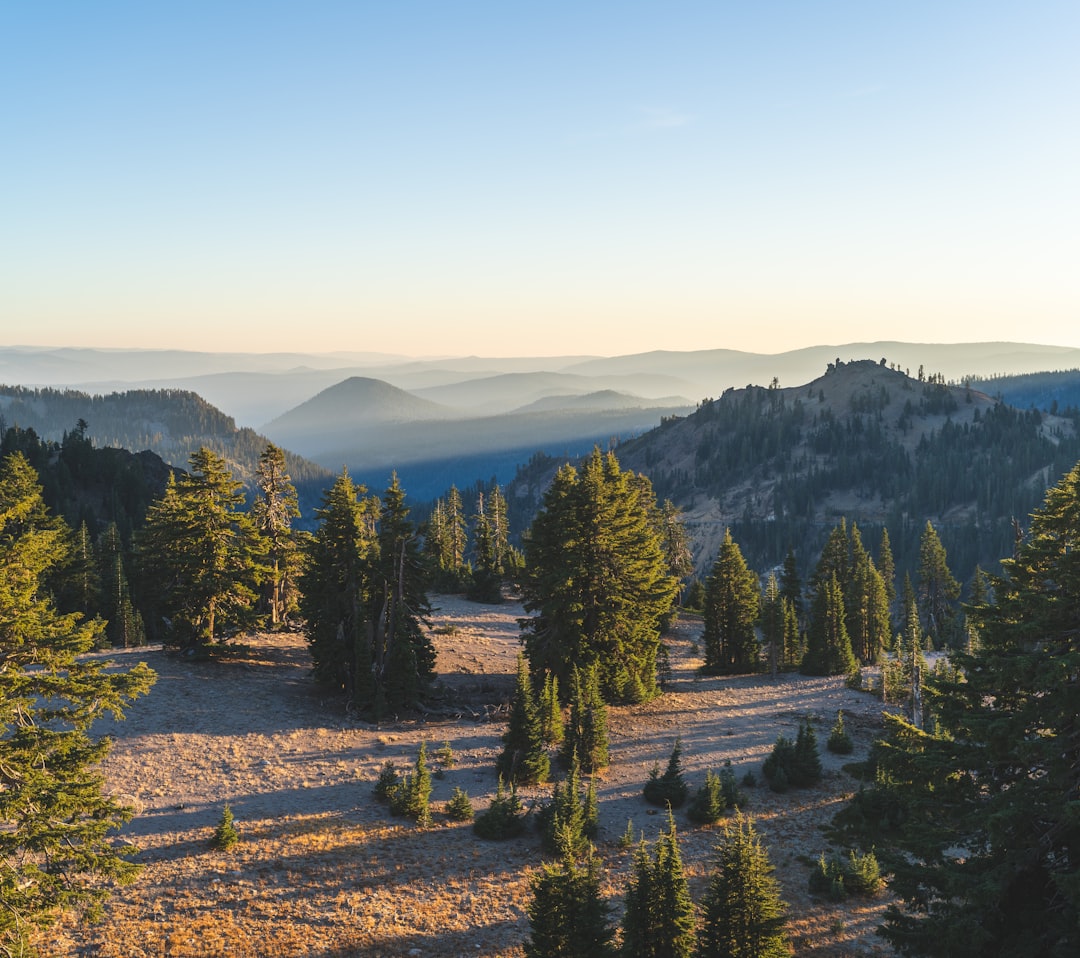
xmin=445 ymin=787 xmax=474 ymax=822
xmin=763 ymin=721 xmax=822 ymax=792
xmin=827 ymin=710 xmax=854 ymax=754
xmin=474 ymin=777 xmax=527 ymax=840
xmin=643 ymin=738 xmax=689 ymax=808
xmin=373 ymin=759 xmax=400 ymax=802
xmin=211 ymin=803 xmax=239 ymax=851
xmin=809 ymin=849 xmax=883 ymax=899
xmin=688 ymin=769 xmax=726 ymax=824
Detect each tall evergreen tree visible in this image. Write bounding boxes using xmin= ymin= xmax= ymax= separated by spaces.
xmin=702 ymin=529 xmax=761 ymax=674
xmin=521 ymin=449 xmax=678 ymax=704
xmin=697 ymin=814 xmax=789 ymax=958
xmin=836 ymin=461 xmax=1080 ymax=957
xmin=299 ymin=469 xmax=378 ymax=701
xmin=469 ymin=490 xmax=503 ymax=603
xmin=526 ymin=846 xmax=615 ymax=958
xmin=250 ymin=442 xmax=300 ymax=627
xmin=366 ymin=474 xmax=435 ymax=717
xmin=136 ymin=447 xmax=260 ymax=647
xmin=559 ymin=665 xmax=609 ymax=774
xmin=759 ymin=573 xmax=784 ymax=677
xmin=498 ymin=654 xmax=550 ymax=785
xmin=622 ymin=811 xmax=696 ymax=958
xmin=878 ymin=526 xmax=897 ymax=611
xmin=846 ymin=532 xmax=891 ymax=664
xmin=98 ymin=521 xmax=145 ymax=648
xmin=802 ymin=573 xmax=857 ymax=675
xmin=917 ymin=520 xmax=961 ymax=647
xmin=0 ymin=452 xmax=156 ymax=954
xmin=779 ymin=548 xmax=803 ymax=627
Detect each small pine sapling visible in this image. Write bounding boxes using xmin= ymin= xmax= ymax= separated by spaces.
xmin=473 ymin=777 xmax=527 ymax=840
xmin=211 ymin=803 xmax=240 ymax=851
xmin=643 ymin=737 xmax=689 ymax=808
xmin=445 ymin=787 xmax=474 ymax=822
xmin=373 ymin=759 xmax=400 ymax=803
xmin=827 ymin=710 xmax=854 ymax=754
xmin=618 ymin=818 xmax=637 ymax=850
xmin=688 ymin=769 xmax=727 ymax=824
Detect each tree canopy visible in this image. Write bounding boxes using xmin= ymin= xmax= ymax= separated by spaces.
xmin=0 ymin=451 xmax=156 ymax=953
xmin=520 ymin=449 xmax=679 ymax=704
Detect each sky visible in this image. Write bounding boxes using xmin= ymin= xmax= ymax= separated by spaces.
xmin=2 ymin=1 xmax=1078 ymax=358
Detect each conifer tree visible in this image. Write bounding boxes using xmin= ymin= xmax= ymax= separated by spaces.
xmin=801 ymin=573 xmax=857 ymax=675
xmin=542 ymin=748 xmax=592 ymax=856
xmin=779 ymin=548 xmax=803 ymax=626
xmin=526 ymin=846 xmax=615 ymax=958
xmin=299 ymin=469 xmax=378 ymax=700
xmin=846 ymin=535 xmax=890 ymax=664
xmin=835 ymin=462 xmax=1080 ymax=956
xmin=759 ymin=574 xmax=785 ymax=677
xmin=644 ymin=738 xmax=690 ymax=809
xmin=498 ymin=654 xmax=550 ymax=785
xmin=366 ymin=474 xmax=435 ymax=717
xmin=469 ymin=490 xmax=503 ymax=603
xmin=538 ymin=671 xmax=565 ymax=745
xmin=97 ymin=521 xmax=145 ymax=648
xmin=250 ymin=442 xmax=300 ymax=627
xmin=622 ymin=811 xmax=696 ymax=958
xmin=0 ymin=452 xmax=156 ymax=953
xmin=697 ymin=814 xmax=789 ymax=958
xmin=917 ymin=520 xmax=961 ymax=647
xmin=521 ymin=449 xmax=678 ymax=704
xmin=702 ymin=529 xmax=761 ymax=674
xmin=878 ymin=527 xmax=897 ymax=611
xmin=136 ymin=447 xmax=260 ymax=647
xmin=560 ymin=665 xmax=609 ymax=773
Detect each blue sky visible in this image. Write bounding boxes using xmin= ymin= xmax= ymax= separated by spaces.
xmin=3 ymin=1 xmax=1078 ymax=356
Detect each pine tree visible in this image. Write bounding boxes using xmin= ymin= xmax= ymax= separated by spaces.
xmin=538 ymin=671 xmax=565 ymax=745
xmin=702 ymin=529 xmax=761 ymax=674
xmin=521 ymin=449 xmax=678 ymax=704
xmin=211 ymin=803 xmax=240 ymax=850
xmin=136 ymin=447 xmax=260 ymax=647
xmin=250 ymin=442 xmax=300 ymax=627
xmin=878 ymin=526 xmax=897 ymax=611
xmin=299 ymin=469 xmax=378 ymax=701
xmin=622 ymin=811 xmax=696 ymax=958
xmin=688 ymin=769 xmax=727 ymax=825
xmin=542 ymin=748 xmax=590 ymax=856
xmin=846 ymin=533 xmax=890 ymax=665
xmin=526 ymin=846 xmax=615 ymax=958
xmin=0 ymin=452 xmax=156 ymax=953
xmin=838 ymin=461 xmax=1080 ymax=956
xmin=367 ymin=474 xmax=435 ymax=717
xmin=644 ymin=738 xmax=689 ymax=809
xmin=801 ymin=573 xmax=857 ymax=675
xmin=498 ymin=654 xmax=550 ymax=785
xmin=469 ymin=490 xmax=502 ymax=602
xmin=697 ymin=813 xmax=789 ymax=958
xmin=97 ymin=521 xmax=145 ymax=648
xmin=560 ymin=665 xmax=609 ymax=773
xmin=759 ymin=574 xmax=785 ymax=677
xmin=779 ymin=548 xmax=803 ymax=627
xmin=917 ymin=520 xmax=961 ymax=647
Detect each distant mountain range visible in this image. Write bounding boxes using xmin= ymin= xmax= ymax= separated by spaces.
xmin=3 ymin=342 xmax=1080 ymax=504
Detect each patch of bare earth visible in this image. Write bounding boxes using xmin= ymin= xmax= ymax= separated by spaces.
xmin=40 ymin=597 xmax=897 ymax=957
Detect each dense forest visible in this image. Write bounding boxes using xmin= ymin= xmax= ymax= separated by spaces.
xmin=0 ymin=384 xmax=331 ymax=514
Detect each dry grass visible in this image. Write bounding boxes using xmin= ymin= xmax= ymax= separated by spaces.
xmin=39 ymin=597 xmax=898 ymax=957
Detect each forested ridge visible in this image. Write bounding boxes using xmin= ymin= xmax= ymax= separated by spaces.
xmin=595 ymin=359 xmax=1080 ymax=586
xmin=0 ymin=384 xmax=331 ymax=490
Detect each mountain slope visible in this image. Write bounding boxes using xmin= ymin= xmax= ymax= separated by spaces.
xmin=511 ymin=359 xmax=1080 ymax=584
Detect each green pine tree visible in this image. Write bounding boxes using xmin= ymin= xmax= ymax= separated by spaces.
xmin=250 ymin=442 xmax=301 ymax=628
xmin=0 ymin=452 xmax=156 ymax=954
xmin=498 ymin=654 xmax=550 ymax=785
xmin=917 ymin=520 xmax=961 ymax=648
xmin=538 ymin=671 xmax=565 ymax=745
xmin=644 ymin=738 xmax=689 ymax=809
xmin=622 ymin=810 xmax=696 ymax=958
xmin=521 ymin=449 xmax=678 ymax=704
xmin=835 ymin=461 xmax=1080 ymax=956
xmin=697 ymin=813 xmax=789 ymax=958
xmin=702 ymin=529 xmax=761 ymax=674
xmin=801 ymin=573 xmax=857 ymax=675
xmin=560 ymin=665 xmax=609 ymax=774
xmin=526 ymin=846 xmax=615 ymax=958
